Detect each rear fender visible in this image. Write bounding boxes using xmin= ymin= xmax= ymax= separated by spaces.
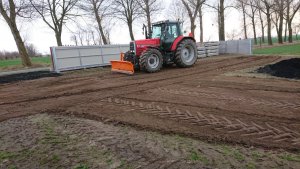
xmin=170 ymin=36 xmax=196 ymax=51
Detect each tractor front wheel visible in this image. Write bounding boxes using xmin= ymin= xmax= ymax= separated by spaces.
xmin=174 ymin=39 xmax=197 ymax=68
xmin=139 ymin=48 xmax=163 ymax=73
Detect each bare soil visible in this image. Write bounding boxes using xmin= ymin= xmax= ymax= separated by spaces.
xmin=0 ymin=55 xmax=300 ymax=158
xmin=1 ymin=114 xmax=299 ymax=169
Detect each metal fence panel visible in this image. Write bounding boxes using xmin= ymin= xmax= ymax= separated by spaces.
xmin=50 ymin=44 xmax=129 ymax=73
xmin=219 ymin=39 xmax=252 ymax=55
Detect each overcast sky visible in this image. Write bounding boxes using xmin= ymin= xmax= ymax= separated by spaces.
xmin=0 ymin=0 xmax=252 ymax=54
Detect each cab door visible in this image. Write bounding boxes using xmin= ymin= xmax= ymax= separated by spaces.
xmin=162 ymin=23 xmax=180 ymax=51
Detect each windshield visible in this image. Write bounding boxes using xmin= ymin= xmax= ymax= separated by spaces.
xmin=151 ymin=25 xmax=162 ymax=38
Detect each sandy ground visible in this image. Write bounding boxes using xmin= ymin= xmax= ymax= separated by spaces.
xmin=0 ymin=55 xmax=300 ymax=168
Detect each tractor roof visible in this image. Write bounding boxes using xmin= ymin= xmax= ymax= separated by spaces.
xmin=152 ymin=20 xmax=181 ymax=25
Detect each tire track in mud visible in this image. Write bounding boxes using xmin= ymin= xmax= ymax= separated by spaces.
xmin=155 ymin=87 xmax=300 ymax=110
xmin=99 ymin=97 xmax=300 ymax=149
xmin=0 ymin=56 xmax=276 ymax=106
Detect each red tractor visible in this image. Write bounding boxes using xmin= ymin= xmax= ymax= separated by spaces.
xmin=111 ymin=20 xmax=197 ymax=74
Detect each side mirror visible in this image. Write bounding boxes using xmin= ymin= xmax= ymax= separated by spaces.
xmin=184 ymin=30 xmax=187 ymax=34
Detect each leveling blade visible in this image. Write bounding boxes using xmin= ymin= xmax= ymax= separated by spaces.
xmin=110 ymin=60 xmax=134 ymax=75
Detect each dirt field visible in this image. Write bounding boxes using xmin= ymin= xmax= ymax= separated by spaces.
xmin=1 ymin=114 xmax=299 ymax=169
xmin=1 ymin=55 xmax=300 ymax=168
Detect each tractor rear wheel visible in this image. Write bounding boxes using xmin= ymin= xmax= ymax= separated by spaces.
xmin=174 ymin=39 xmax=197 ymax=68
xmin=139 ymin=48 xmax=163 ymax=73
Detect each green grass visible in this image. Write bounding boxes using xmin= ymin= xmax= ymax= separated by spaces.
xmin=74 ymin=164 xmax=89 ymax=169
xmin=188 ymin=150 xmax=209 ymax=164
xmin=219 ymin=145 xmax=245 ymax=162
xmin=279 ymin=154 xmax=300 ymax=162
xmin=253 ymin=43 xmax=300 ymax=55
xmin=0 ymin=56 xmax=51 ymax=68
xmin=251 ymin=151 xmax=265 ymax=161
xmin=0 ymin=151 xmax=16 ymax=162
xmin=252 ymin=35 xmax=299 ymax=45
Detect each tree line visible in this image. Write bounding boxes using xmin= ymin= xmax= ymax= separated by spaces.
xmin=0 ymin=0 xmax=300 ymax=67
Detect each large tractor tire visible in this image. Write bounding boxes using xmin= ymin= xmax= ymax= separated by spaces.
xmin=139 ymin=48 xmax=163 ymax=73
xmin=174 ymin=39 xmax=197 ymax=68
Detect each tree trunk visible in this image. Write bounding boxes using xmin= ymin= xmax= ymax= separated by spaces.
xmin=274 ymin=20 xmax=279 ymax=40
xmin=94 ymin=7 xmax=108 ymax=45
xmin=259 ymin=9 xmax=265 ymax=43
xmin=199 ymin=7 xmax=203 ymax=43
xmin=146 ymin=9 xmax=151 ymax=38
xmin=252 ymin=17 xmax=257 ymax=45
xmin=10 ymin=21 xmax=32 ymax=66
xmin=190 ymin=18 xmax=195 ymax=37
xmin=242 ymin=2 xmax=247 ymax=39
xmin=219 ymin=0 xmax=225 ymax=41
xmin=277 ymin=1 xmax=284 ymax=44
xmin=128 ymin=21 xmax=135 ymax=41
xmin=266 ymin=10 xmax=272 ymax=45
xmin=284 ymin=19 xmax=288 ymax=42
xmin=288 ymin=21 xmax=293 ymax=43
xmin=278 ymin=18 xmax=283 ymax=44
xmin=99 ymin=23 xmax=108 ymax=45
xmin=286 ymin=0 xmax=293 ymax=43
xmin=55 ymin=32 xmax=63 ymax=46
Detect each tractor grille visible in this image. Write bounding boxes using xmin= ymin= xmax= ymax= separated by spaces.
xmin=130 ymin=42 xmax=135 ymax=52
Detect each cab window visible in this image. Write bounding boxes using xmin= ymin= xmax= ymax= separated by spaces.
xmin=151 ymin=25 xmax=162 ymax=38
xmin=166 ymin=24 xmax=179 ymax=40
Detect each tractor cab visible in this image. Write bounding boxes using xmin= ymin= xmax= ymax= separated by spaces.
xmin=145 ymin=21 xmax=183 ymax=51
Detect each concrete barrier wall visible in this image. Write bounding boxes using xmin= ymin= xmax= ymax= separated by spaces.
xmin=219 ymin=39 xmax=252 ymax=55
xmin=50 ymin=45 xmax=129 ymax=73
xmin=197 ymin=41 xmax=220 ymax=58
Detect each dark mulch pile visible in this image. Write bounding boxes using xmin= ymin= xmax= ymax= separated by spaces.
xmin=0 ymin=71 xmax=61 ymax=84
xmin=257 ymin=58 xmax=300 ymax=79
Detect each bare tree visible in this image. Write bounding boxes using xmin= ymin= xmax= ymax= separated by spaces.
xmin=293 ymin=22 xmax=300 ymax=40
xmin=244 ymin=0 xmax=258 ymax=44
xmin=112 ymin=0 xmax=142 ymax=41
xmin=206 ymin=0 xmax=233 ymax=41
xmin=30 ymin=0 xmax=79 ymax=46
xmin=284 ymin=18 xmax=288 ymax=42
xmin=285 ymin=0 xmax=300 ymax=43
xmin=226 ymin=29 xmax=240 ymax=40
xmin=218 ymin=0 xmax=225 ymax=41
xmin=198 ymin=4 xmax=204 ymax=43
xmin=257 ymin=7 xmax=266 ymax=43
xmin=0 ymin=0 xmax=32 ymax=66
xmin=181 ymin=0 xmax=205 ymax=37
xmin=236 ymin=0 xmax=248 ymax=39
xmin=79 ymin=0 xmax=111 ymax=45
xmin=255 ymin=0 xmax=275 ymax=45
xmin=167 ymin=0 xmax=187 ymax=22
xmin=25 ymin=43 xmax=39 ymax=57
xmin=137 ymin=0 xmax=161 ymax=37
xmin=271 ymin=8 xmax=280 ymax=40
xmin=70 ymin=34 xmax=78 ymax=45
xmin=273 ymin=0 xmax=285 ymax=44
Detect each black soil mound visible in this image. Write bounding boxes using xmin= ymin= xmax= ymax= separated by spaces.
xmin=0 ymin=71 xmax=61 ymax=84
xmin=257 ymin=58 xmax=300 ymax=79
